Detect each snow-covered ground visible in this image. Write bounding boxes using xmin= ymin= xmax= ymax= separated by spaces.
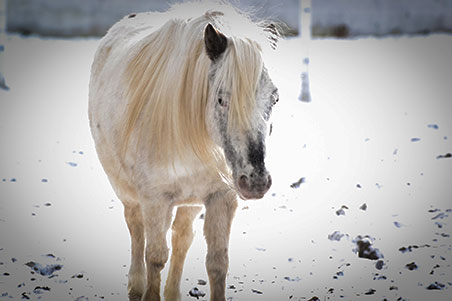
xmin=0 ymin=33 xmax=451 ymax=300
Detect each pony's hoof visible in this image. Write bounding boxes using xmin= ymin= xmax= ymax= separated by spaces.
xmin=128 ymin=290 xmax=143 ymax=301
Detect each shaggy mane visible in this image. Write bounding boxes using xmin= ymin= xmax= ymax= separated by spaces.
xmin=120 ymin=2 xmax=274 ymax=175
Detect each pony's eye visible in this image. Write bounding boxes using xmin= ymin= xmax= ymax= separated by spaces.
xmin=218 ymin=98 xmax=226 ymax=107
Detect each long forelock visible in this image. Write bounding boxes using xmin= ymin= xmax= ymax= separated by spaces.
xmin=122 ymin=16 xmax=220 ymax=170
xmin=213 ymin=37 xmax=264 ymax=132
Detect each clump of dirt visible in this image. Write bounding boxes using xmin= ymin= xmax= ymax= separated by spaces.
xmin=405 ymin=262 xmax=418 ymax=271
xmin=251 ymin=289 xmax=263 ymax=294
xmin=328 ymin=231 xmax=346 ymax=241
xmin=188 ymin=287 xmax=206 ymax=299
xmin=290 ymin=177 xmax=306 ymax=188
xmin=436 ymin=153 xmax=451 ymax=159
xmin=398 ymin=244 xmax=430 ymax=254
xmin=426 ymin=282 xmax=445 ymax=290
xmin=336 ymin=205 xmax=349 ymax=216
xmin=353 ymin=235 xmax=383 ymax=260
xmin=24 ymin=261 xmax=62 ymax=277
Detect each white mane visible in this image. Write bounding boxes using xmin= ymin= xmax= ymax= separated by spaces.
xmin=120 ymin=1 xmax=273 ymax=175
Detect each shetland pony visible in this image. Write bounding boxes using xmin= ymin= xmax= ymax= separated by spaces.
xmin=89 ymin=2 xmax=279 ymax=300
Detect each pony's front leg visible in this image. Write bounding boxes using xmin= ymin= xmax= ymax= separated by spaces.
xmin=141 ymin=200 xmax=173 ymax=301
xmin=124 ymin=202 xmax=146 ymax=301
xmin=164 ymin=205 xmax=202 ymax=300
xmin=203 ymin=190 xmax=238 ymax=301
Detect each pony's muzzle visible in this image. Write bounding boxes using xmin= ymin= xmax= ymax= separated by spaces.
xmin=237 ymin=172 xmax=272 ymax=200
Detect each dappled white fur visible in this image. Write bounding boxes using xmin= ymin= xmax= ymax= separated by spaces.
xmin=88 ymin=1 xmax=278 ymax=300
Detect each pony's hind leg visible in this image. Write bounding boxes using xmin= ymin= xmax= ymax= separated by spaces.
xmin=164 ymin=205 xmax=202 ymax=300
xmin=203 ymin=190 xmax=238 ymax=301
xmin=124 ymin=202 xmax=145 ymax=301
xmin=141 ymin=200 xmax=173 ymax=301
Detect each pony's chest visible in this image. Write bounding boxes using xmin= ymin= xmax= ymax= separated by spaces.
xmin=130 ymin=159 xmax=225 ymax=203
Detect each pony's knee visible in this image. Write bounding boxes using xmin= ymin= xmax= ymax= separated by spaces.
xmin=145 ymin=244 xmax=169 ymax=269
xmin=172 ymin=224 xmax=195 ymax=245
xmin=206 ymin=248 xmax=229 ymax=273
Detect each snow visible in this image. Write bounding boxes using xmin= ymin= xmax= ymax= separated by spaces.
xmin=1 ymin=33 xmax=452 ymax=300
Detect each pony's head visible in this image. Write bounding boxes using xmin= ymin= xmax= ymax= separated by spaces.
xmin=204 ymin=23 xmax=278 ymax=200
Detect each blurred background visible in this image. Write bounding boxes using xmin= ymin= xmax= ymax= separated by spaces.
xmin=4 ymin=0 xmax=452 ymax=38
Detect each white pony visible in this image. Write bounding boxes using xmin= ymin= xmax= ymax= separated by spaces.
xmin=89 ymin=2 xmax=279 ymax=300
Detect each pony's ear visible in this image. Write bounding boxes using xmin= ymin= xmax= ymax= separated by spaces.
xmin=204 ymin=23 xmax=227 ymax=61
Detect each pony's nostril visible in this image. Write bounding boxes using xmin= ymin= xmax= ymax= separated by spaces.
xmin=266 ymin=174 xmax=272 ymax=189
xmin=238 ymin=175 xmax=249 ymax=191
